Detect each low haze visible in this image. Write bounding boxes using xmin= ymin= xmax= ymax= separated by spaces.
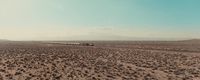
xmin=0 ymin=0 xmax=200 ymax=40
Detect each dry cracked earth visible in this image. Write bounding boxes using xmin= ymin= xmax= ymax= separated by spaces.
xmin=0 ymin=41 xmax=200 ymax=80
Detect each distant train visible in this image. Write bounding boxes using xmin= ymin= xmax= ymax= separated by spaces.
xmin=48 ymin=42 xmax=94 ymax=46
xmin=80 ymin=43 xmax=94 ymax=46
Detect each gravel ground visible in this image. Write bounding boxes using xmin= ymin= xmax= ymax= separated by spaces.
xmin=0 ymin=41 xmax=200 ymax=80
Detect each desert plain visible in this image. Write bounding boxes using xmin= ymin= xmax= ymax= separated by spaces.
xmin=0 ymin=40 xmax=200 ymax=80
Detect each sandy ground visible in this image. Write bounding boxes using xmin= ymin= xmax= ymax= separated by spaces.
xmin=0 ymin=41 xmax=200 ymax=80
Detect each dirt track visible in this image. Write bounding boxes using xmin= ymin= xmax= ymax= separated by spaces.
xmin=0 ymin=41 xmax=200 ymax=80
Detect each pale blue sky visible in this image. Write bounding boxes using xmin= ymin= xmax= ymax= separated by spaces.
xmin=0 ymin=0 xmax=200 ymax=40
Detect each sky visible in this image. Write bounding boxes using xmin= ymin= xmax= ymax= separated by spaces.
xmin=0 ymin=0 xmax=200 ymax=41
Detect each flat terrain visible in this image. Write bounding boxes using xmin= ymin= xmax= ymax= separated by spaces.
xmin=0 ymin=41 xmax=200 ymax=80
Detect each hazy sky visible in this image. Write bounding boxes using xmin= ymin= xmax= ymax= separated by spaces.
xmin=0 ymin=0 xmax=200 ymax=40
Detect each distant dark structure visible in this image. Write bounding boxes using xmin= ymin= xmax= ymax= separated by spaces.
xmin=80 ymin=43 xmax=94 ymax=46
xmin=49 ymin=42 xmax=94 ymax=46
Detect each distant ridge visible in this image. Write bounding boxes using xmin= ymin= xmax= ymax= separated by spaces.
xmin=183 ymin=39 xmax=200 ymax=42
xmin=0 ymin=39 xmax=10 ymax=42
xmin=181 ymin=39 xmax=200 ymax=44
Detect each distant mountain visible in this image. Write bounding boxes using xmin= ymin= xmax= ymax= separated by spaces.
xmin=0 ymin=39 xmax=10 ymax=42
xmin=181 ymin=39 xmax=200 ymax=44
xmin=183 ymin=39 xmax=200 ymax=42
